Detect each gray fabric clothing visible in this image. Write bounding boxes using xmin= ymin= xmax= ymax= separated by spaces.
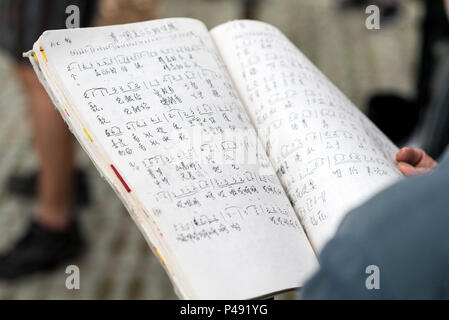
xmin=302 ymin=147 xmax=449 ymax=299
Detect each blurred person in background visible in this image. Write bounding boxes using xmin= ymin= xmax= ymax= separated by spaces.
xmin=302 ymin=0 xmax=449 ymax=299
xmin=0 ymin=0 xmax=98 ymax=280
xmin=0 ymin=0 xmax=159 ymax=280
xmin=368 ymin=0 xmax=449 ymax=159
xmin=339 ymin=0 xmax=449 ymax=158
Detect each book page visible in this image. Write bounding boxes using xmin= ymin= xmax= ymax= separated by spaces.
xmin=34 ymin=18 xmax=317 ymax=299
xmin=211 ymin=20 xmax=403 ymax=252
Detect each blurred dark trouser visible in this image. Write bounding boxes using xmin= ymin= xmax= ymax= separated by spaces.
xmin=415 ymin=0 xmax=449 ymax=110
xmin=367 ymin=0 xmax=449 ymax=157
xmin=241 ymin=0 xmax=262 ymax=19
xmin=414 ymin=0 xmax=449 ymax=158
xmin=420 ymin=56 xmax=449 ymax=159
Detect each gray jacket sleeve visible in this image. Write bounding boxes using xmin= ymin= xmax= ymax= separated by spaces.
xmin=301 ymin=147 xmax=449 ymax=299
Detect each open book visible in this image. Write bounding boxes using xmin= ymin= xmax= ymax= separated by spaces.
xmin=25 ymin=18 xmax=402 ymax=299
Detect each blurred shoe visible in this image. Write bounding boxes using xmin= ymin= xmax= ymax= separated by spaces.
xmin=367 ymin=93 xmax=420 ymax=145
xmin=6 ymin=168 xmax=91 ymax=208
xmin=0 ymin=218 xmax=85 ymax=279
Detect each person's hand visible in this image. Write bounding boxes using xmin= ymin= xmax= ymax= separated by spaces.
xmin=396 ymin=147 xmax=437 ymax=176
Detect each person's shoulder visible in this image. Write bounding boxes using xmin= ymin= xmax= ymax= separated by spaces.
xmin=304 ymin=167 xmax=449 ymax=299
xmin=322 ymin=166 xmax=449 ymax=297
xmin=338 ymin=166 xmax=449 ymax=243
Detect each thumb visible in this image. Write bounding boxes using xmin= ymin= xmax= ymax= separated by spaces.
xmin=397 ymin=161 xmax=433 ymax=177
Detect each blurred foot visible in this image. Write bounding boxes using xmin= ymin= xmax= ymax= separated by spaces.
xmin=367 ymin=93 xmax=420 ymax=145
xmin=6 ymin=168 xmax=91 ymax=208
xmin=0 ymin=218 xmax=85 ymax=279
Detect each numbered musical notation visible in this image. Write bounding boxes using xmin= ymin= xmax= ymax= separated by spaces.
xmin=42 ymin=19 xmax=308 ymax=250
xmin=212 ymin=20 xmax=402 ymax=249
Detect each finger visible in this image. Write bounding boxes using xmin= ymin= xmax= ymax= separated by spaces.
xmin=397 ymin=161 xmax=432 ymax=176
xmin=396 ymin=147 xmax=424 ymax=166
xmin=418 ymin=151 xmax=438 ymax=170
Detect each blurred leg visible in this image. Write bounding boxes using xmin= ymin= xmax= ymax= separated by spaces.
xmin=242 ymin=0 xmax=261 ymax=20
xmin=15 ymin=63 xmax=74 ymax=231
xmin=420 ymin=62 xmax=449 ymax=159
